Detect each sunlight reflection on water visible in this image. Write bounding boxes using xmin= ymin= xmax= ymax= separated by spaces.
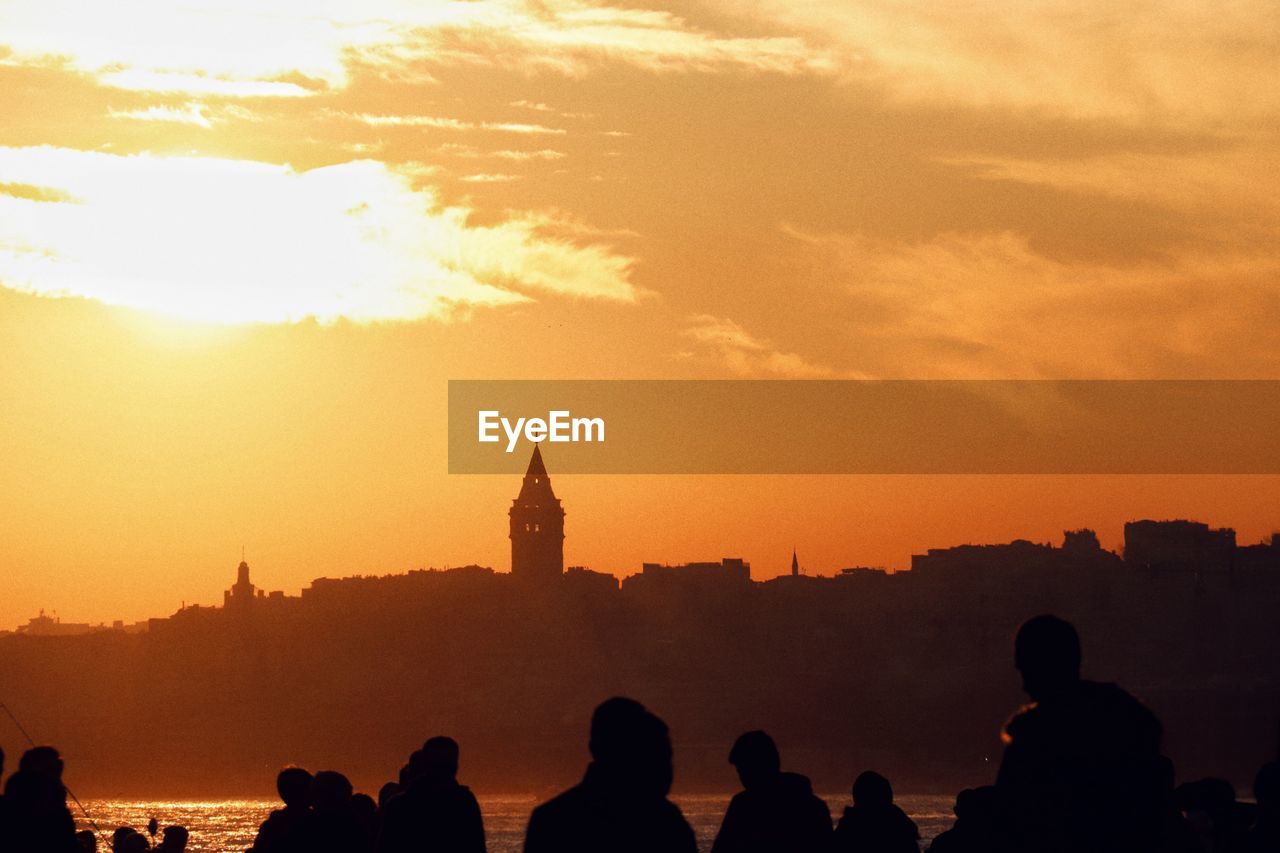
xmin=81 ymin=793 xmax=955 ymax=852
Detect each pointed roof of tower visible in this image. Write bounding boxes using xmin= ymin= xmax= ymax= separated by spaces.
xmin=526 ymin=442 xmax=548 ymax=477
xmin=791 ymin=548 xmax=800 ymax=576
xmin=516 ymin=442 xmax=558 ymax=502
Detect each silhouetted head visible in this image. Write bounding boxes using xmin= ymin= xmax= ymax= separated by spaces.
xmin=378 ymin=781 xmax=403 ymax=808
xmin=19 ymin=745 xmax=64 ymax=781
xmin=401 ymin=748 xmax=426 ymax=785
xmin=1256 ymin=761 xmax=1280 ymax=814
xmin=420 ymin=736 xmax=460 ymax=783
xmin=351 ymin=793 xmax=377 ymax=824
xmin=76 ymin=829 xmax=98 ymax=852
xmin=588 ymin=697 xmax=675 ymax=798
xmin=160 ymin=826 xmax=189 ymax=851
xmin=1176 ymin=777 xmax=1237 ymax=822
xmin=1015 ymin=615 xmax=1082 ymax=701
xmin=276 ymin=766 xmax=313 ymax=808
xmin=728 ymin=730 xmax=781 ymax=790
xmin=310 ymin=770 xmax=354 ymax=814
xmin=954 ymin=786 xmax=998 ymax=826
xmin=852 ymin=771 xmax=894 ymax=808
xmin=111 ymin=827 xmax=138 ymax=853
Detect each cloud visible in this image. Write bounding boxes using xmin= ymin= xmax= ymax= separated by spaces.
xmin=459 ymin=173 xmax=520 ymax=183
xmin=684 ymin=314 xmax=851 ymax=377
xmin=332 ymin=112 xmax=566 ymax=135
xmin=744 ymin=0 xmax=1280 ymax=123
xmin=108 ymin=103 xmax=214 ymax=128
xmin=782 ymin=226 xmax=1280 ymax=378
xmin=939 ymin=147 xmax=1280 ymax=227
xmin=0 ymin=146 xmax=639 ymax=323
xmin=0 ymin=0 xmax=835 ymax=98
xmin=437 ymin=145 xmax=567 ymax=161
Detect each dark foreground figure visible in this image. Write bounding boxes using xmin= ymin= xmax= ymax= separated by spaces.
xmin=995 ymin=614 xmax=1169 ymax=853
xmin=711 ymin=730 xmax=831 ymax=853
xmin=831 ymin=770 xmax=919 ymax=853
xmin=523 ymin=697 xmax=698 ymax=853
xmin=927 ymin=787 xmax=997 ymax=853
xmin=377 ymin=735 xmax=485 ymax=853
xmin=7 ymin=615 xmax=1280 ymax=853
xmin=1 ymin=745 xmax=80 ymax=853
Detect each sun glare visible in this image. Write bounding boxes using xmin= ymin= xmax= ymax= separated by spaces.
xmin=0 ymin=148 xmax=635 ymax=324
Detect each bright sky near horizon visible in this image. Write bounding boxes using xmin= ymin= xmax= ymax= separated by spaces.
xmin=1 ymin=0 xmax=1279 ymax=629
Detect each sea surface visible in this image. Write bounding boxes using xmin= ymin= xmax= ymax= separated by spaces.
xmin=80 ymin=794 xmax=956 ymax=851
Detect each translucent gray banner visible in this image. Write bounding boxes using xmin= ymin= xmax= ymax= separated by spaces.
xmin=447 ymin=380 xmax=1280 ymax=474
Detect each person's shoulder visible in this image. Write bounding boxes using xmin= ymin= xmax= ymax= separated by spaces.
xmin=657 ymin=795 xmax=691 ymax=822
xmin=778 ymin=771 xmax=816 ymax=795
xmin=1081 ymin=680 xmax=1154 ymax=716
xmin=1080 ymin=680 xmax=1162 ymax=738
xmin=656 ymin=798 xmax=698 ymax=848
xmin=530 ymin=784 xmax=587 ymax=820
xmin=1001 ymin=701 xmax=1041 ymax=744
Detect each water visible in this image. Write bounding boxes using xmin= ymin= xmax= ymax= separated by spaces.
xmin=80 ymin=794 xmax=956 ymax=851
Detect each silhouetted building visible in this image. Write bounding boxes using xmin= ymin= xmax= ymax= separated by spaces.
xmin=224 ymin=558 xmax=260 ymax=607
xmin=623 ymin=558 xmax=751 ymax=590
xmin=1061 ymin=528 xmax=1103 ymax=555
xmin=509 ymin=443 xmax=565 ymax=583
xmin=1124 ymin=520 xmax=1236 ymax=575
xmin=16 ymin=610 xmax=96 ymax=637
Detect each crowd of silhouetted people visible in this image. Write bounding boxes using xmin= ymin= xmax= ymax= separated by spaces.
xmin=2 ymin=614 xmax=1279 ymax=852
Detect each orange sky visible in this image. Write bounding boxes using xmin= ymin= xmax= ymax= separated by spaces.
xmin=1 ymin=0 xmax=1278 ymax=629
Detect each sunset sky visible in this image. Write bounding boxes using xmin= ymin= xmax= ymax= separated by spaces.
xmin=1 ymin=0 xmax=1278 ymax=629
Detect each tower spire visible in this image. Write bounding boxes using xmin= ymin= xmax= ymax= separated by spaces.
xmin=791 ymin=547 xmax=800 ymax=577
xmin=510 ymin=443 xmax=564 ymax=583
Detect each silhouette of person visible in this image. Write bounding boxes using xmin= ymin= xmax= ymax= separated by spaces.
xmin=377 ymin=736 xmax=486 ymax=853
xmin=76 ymin=828 xmax=99 ymax=852
xmin=351 ymin=793 xmax=378 ymax=849
xmin=248 ymin=766 xmax=313 ymax=853
xmin=302 ymin=770 xmax=369 ymax=853
xmin=1248 ymin=761 xmax=1280 ymax=853
xmin=994 ymin=614 xmax=1166 ymax=853
xmin=155 ymin=826 xmax=189 ymax=852
xmin=377 ymin=782 xmax=403 ymax=811
xmin=927 ymin=787 xmax=996 ymax=853
xmin=111 ymin=826 xmax=150 ymax=852
xmin=711 ymin=730 xmax=831 ymax=853
xmin=523 ymin=697 xmax=697 ymax=853
xmin=831 ymin=771 xmax=919 ymax=853
xmin=1177 ymin=777 xmax=1253 ymax=853
xmin=3 ymin=745 xmax=80 ymax=853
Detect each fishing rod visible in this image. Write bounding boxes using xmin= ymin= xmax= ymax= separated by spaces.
xmin=1 ymin=700 xmax=110 ymax=847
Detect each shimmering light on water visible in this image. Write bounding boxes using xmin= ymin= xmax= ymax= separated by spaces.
xmin=81 ymin=794 xmax=956 ymax=851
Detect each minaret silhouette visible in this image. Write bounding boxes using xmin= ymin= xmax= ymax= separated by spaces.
xmin=509 ymin=443 xmax=565 ymax=583
xmin=791 ymin=548 xmax=800 ymax=577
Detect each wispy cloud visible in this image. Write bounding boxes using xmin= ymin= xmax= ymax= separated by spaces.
xmin=782 ymin=226 xmax=1280 ymax=377
xmin=684 ymin=314 xmax=850 ymax=377
xmin=0 ymin=146 xmax=639 ymax=323
xmin=108 ymin=103 xmax=214 ymax=128
xmin=438 ymin=144 xmax=567 ymax=161
xmin=332 ymin=111 xmax=566 ymax=135
xmin=0 ymin=0 xmax=835 ymax=98
xmin=746 ymin=0 xmax=1280 ymax=123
